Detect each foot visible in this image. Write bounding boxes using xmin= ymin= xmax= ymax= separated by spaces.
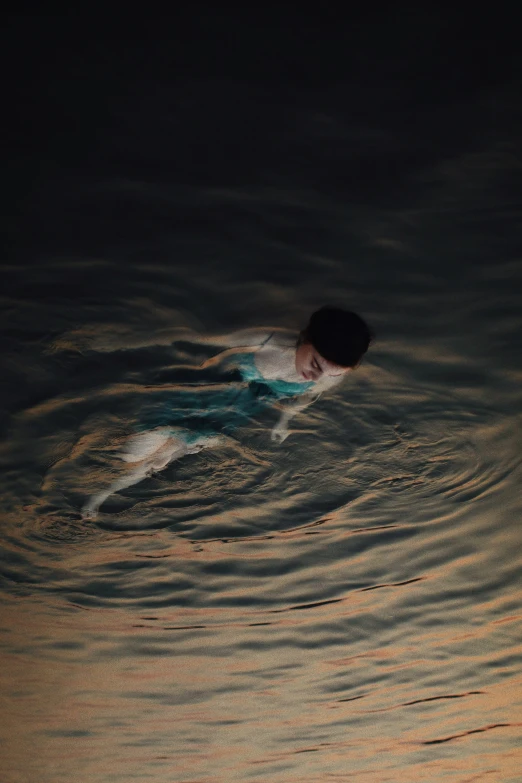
xmin=81 ymin=502 xmax=99 ymax=520
xmin=186 ymin=435 xmax=225 ymax=454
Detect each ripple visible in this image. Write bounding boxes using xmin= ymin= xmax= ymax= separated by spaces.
xmin=2 ymin=123 xmax=522 ymax=782
xmin=422 ymin=722 xmax=513 ymax=745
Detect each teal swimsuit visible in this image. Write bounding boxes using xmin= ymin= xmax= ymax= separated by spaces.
xmin=139 ymin=351 xmax=314 ymax=444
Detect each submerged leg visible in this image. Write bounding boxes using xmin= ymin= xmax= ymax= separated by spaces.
xmin=119 ymin=428 xmax=174 ymax=463
xmin=81 ymin=462 xmax=156 ymax=519
xmin=81 ymin=430 xmax=186 ymax=519
xmin=81 ymin=429 xmax=224 ymax=519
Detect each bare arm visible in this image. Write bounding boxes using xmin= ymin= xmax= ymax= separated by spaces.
xmin=271 ymin=375 xmax=345 ymax=443
xmin=271 ymin=391 xmax=318 ymax=442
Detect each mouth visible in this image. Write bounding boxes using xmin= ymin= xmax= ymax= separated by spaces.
xmin=302 ymin=372 xmax=311 ymax=380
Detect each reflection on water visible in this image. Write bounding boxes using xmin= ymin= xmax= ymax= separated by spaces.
xmin=2 ymin=18 xmax=522 ymax=783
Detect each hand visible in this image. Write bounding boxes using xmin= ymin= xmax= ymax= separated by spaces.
xmin=271 ymin=423 xmax=289 ymax=444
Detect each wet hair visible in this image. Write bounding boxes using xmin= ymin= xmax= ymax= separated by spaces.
xmin=301 ymin=306 xmax=373 ymax=368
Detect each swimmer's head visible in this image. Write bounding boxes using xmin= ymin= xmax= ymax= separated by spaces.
xmin=295 ymin=307 xmax=373 ymax=381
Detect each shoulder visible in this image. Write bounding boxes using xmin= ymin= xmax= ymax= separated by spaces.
xmin=195 ymin=326 xmax=298 ymax=350
xmin=235 ymin=327 xmax=297 ymax=349
xmin=262 ymin=328 xmax=298 ymax=348
xmin=198 ymin=327 xmax=273 ymax=348
xmin=227 ymin=327 xmax=297 ymax=350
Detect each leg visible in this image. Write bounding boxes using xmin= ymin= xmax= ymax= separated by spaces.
xmin=119 ymin=427 xmax=174 ymax=462
xmin=81 ymin=461 xmax=157 ymax=519
xmin=81 ymin=429 xmax=224 ymax=519
xmin=81 ymin=430 xmax=188 ymax=519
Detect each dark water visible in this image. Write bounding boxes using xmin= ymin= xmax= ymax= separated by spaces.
xmin=2 ymin=11 xmax=521 ymax=782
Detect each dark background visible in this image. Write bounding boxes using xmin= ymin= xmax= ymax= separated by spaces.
xmin=4 ymin=8 xmax=520 ymax=259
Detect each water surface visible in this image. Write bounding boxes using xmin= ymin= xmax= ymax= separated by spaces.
xmin=1 ymin=12 xmax=521 ymax=782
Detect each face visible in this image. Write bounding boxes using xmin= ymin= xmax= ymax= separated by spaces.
xmin=295 ymin=341 xmax=350 ymax=382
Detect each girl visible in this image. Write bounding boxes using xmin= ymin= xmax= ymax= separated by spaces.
xmin=81 ymin=307 xmax=372 ymax=518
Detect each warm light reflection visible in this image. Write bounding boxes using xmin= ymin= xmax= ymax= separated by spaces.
xmin=1 ymin=582 xmax=521 ymax=783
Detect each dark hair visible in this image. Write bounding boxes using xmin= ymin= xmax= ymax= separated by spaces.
xmin=301 ymin=307 xmax=373 ymax=368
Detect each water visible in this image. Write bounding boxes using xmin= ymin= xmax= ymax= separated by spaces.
xmin=2 ymin=12 xmax=521 ymax=782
